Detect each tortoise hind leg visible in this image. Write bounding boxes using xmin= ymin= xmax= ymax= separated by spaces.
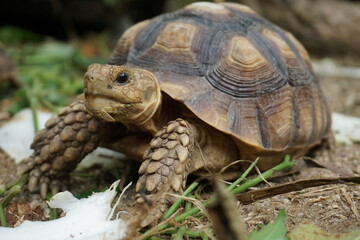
xmin=135 ymin=118 xmax=198 ymax=226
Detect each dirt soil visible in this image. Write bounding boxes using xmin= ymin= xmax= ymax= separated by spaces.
xmin=0 ymin=57 xmax=360 ymax=236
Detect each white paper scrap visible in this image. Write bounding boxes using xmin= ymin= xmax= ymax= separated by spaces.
xmin=0 ymin=180 xmax=127 ymax=240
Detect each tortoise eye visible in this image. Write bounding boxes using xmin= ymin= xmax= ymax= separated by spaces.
xmin=114 ymin=72 xmax=129 ymax=85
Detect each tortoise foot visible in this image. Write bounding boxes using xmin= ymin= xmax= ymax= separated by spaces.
xmin=26 ymin=167 xmax=68 ymax=199
xmin=134 ymin=193 xmax=170 ymax=227
xmin=136 ymin=118 xmax=193 ymax=196
xmin=17 ymin=100 xmax=103 ymax=199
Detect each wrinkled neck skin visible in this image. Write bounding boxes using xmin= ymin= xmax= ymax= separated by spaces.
xmin=125 ymin=93 xmax=163 ymax=135
xmin=126 ymin=93 xmax=178 ymax=136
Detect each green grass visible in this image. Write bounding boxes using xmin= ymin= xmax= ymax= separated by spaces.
xmin=7 ymin=41 xmax=106 ymax=116
xmin=138 ymin=156 xmax=295 ymax=240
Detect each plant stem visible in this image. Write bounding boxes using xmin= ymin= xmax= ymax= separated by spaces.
xmin=25 ymin=88 xmax=39 ymax=133
xmin=201 ymin=231 xmax=209 ymax=240
xmin=171 ymin=226 xmax=186 ymax=240
xmin=162 ymin=182 xmax=199 ymax=220
xmin=0 ymin=184 xmax=23 ymax=227
xmin=148 ymin=237 xmax=163 ymax=240
xmin=227 ymin=158 xmax=259 ymax=192
xmin=142 ymin=156 xmax=295 ymax=239
xmin=175 ymin=156 xmax=295 ymax=223
xmin=166 ymin=229 xmax=214 ymax=238
xmin=170 ymin=197 xmax=193 ymax=240
xmin=0 ymin=174 xmax=29 ymax=227
xmin=231 ymin=156 xmax=294 ymax=195
xmin=0 ymin=205 xmax=6 ymax=227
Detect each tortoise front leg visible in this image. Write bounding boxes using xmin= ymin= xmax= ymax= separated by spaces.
xmin=135 ymin=118 xmax=197 ymax=226
xmin=17 ymin=101 xmax=108 ymax=198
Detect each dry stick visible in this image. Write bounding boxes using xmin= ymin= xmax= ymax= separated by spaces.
xmin=236 ymin=176 xmax=360 ymax=204
xmin=142 ymin=156 xmax=295 ymax=239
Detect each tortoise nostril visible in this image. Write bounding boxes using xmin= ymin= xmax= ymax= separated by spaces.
xmin=85 ymin=72 xmax=97 ymax=82
xmin=107 ymin=84 xmax=113 ymax=89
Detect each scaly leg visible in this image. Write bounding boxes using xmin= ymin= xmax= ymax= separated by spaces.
xmin=18 ymin=101 xmax=112 ymax=198
xmin=135 ymin=118 xmax=198 ymax=226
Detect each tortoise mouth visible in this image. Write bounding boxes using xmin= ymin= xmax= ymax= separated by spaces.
xmin=85 ymin=92 xmax=121 ymax=103
xmin=84 ymin=91 xmax=142 ymax=104
xmin=84 ymin=91 xmax=143 ymax=122
xmin=85 ymin=92 xmax=123 ymax=121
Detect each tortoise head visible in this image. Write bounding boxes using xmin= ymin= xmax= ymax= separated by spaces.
xmin=84 ymin=64 xmax=161 ymax=124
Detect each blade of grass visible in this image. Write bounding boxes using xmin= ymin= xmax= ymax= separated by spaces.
xmin=165 ymin=229 xmax=214 ymax=238
xmin=0 ymin=174 xmax=29 ymax=226
xmin=142 ymin=156 xmax=295 ymax=239
xmin=227 ymin=158 xmax=259 ymax=192
xmin=162 ymin=181 xmax=199 ymax=220
xmin=0 ymin=185 xmax=22 ymax=227
xmin=170 ymin=224 xmax=187 ymax=240
xmin=171 ymin=196 xmax=193 ymax=240
xmin=0 ymin=205 xmax=6 ymax=227
xmin=231 ymin=155 xmax=294 ymax=195
xmin=24 ymin=87 xmax=39 ymax=133
xmin=148 ymin=237 xmax=163 ymax=240
xmin=0 ymin=174 xmax=28 ymax=198
xmin=174 ymin=156 xmax=295 ymax=223
xmin=201 ymin=231 xmax=209 ymax=240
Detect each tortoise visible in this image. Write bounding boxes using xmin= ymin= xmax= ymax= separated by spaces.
xmin=18 ymin=2 xmax=331 ymax=225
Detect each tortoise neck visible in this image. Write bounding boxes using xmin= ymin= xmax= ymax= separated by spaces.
xmin=136 ymin=93 xmax=176 ymax=135
xmin=130 ymin=95 xmax=161 ymax=125
xmin=123 ymin=79 xmax=162 ymax=133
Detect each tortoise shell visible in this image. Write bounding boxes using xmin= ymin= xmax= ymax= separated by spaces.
xmin=108 ymin=2 xmax=331 ymax=157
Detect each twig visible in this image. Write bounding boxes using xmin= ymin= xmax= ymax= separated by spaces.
xmin=341 ymin=188 xmax=360 ymax=220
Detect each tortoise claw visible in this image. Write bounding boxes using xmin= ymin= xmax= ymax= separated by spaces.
xmin=50 ymin=179 xmax=62 ymax=196
xmin=27 ymin=167 xmax=67 ymax=199
xmin=40 ymin=176 xmax=50 ymax=199
xmin=28 ymin=169 xmax=42 ymax=192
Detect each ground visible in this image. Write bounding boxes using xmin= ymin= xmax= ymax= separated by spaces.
xmin=0 ymin=56 xmax=359 ymax=237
